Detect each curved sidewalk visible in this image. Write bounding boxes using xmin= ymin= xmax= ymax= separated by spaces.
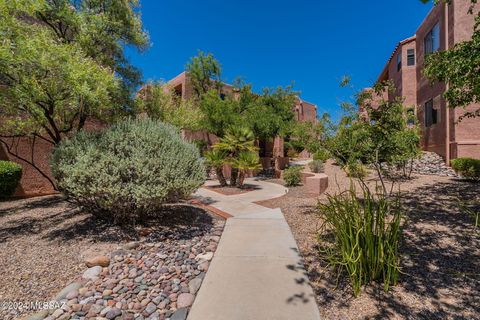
xmin=188 ymin=178 xmax=321 ymax=320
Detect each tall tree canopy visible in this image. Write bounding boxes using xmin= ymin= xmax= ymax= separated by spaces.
xmin=0 ymin=0 xmax=148 ymax=188
xmin=0 ymin=0 xmax=149 ymax=144
xmin=186 ymin=51 xmax=297 ymax=142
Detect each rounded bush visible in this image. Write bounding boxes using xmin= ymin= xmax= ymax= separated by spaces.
xmin=0 ymin=161 xmax=22 ymax=198
xmin=283 ymin=166 xmax=303 ymax=187
xmin=51 ymin=119 xmax=206 ymax=223
xmin=309 ymin=160 xmax=324 ymax=173
xmin=313 ymin=149 xmax=330 ymax=162
xmin=451 ymin=157 xmax=480 ymax=180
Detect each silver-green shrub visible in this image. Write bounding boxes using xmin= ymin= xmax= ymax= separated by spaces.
xmin=51 ymin=119 xmax=205 ymax=224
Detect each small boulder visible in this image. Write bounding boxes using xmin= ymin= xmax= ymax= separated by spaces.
xmin=85 ymin=255 xmax=110 ymax=268
xmin=195 ymin=252 xmax=213 ymax=262
xmin=55 ymin=282 xmax=82 ymax=301
xmin=82 ymin=266 xmax=103 ymax=280
xmin=176 ymin=293 xmax=195 ymax=308
xmin=171 ymin=308 xmax=188 ymax=320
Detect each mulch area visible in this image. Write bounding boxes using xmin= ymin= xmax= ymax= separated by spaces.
xmin=204 ymin=184 xmax=260 ymax=196
xmin=0 ymin=196 xmax=224 ymax=320
xmin=258 ymin=161 xmax=480 ymax=320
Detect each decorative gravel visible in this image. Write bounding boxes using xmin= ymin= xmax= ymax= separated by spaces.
xmin=0 ymin=196 xmax=224 ymax=320
xmin=258 ymin=161 xmax=480 ymax=320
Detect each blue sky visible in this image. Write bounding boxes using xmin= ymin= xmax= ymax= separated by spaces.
xmin=126 ymin=0 xmax=433 ymax=121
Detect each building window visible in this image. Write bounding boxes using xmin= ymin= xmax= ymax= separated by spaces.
xmin=407 ymin=49 xmax=415 ymax=66
xmin=397 ymin=51 xmax=402 ymax=71
xmin=424 ymin=99 xmax=437 ymax=127
xmin=424 ymin=23 xmax=440 ymax=55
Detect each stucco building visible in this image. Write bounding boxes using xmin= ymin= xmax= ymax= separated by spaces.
xmin=372 ymin=0 xmax=480 ymax=162
xmin=164 ymin=71 xmax=318 ymax=159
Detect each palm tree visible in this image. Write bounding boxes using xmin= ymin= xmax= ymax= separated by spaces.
xmin=214 ymin=127 xmax=258 ymax=186
xmin=231 ymin=152 xmax=262 ymax=188
xmin=204 ymin=149 xmax=228 ymax=187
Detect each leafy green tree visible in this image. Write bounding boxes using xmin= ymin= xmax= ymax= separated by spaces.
xmin=185 ymin=51 xmax=222 ymax=98
xmin=421 ymin=0 xmax=480 ymax=118
xmin=0 ymin=0 xmax=148 ymax=188
xmin=198 ymin=89 xmax=242 ymax=138
xmin=136 ymin=81 xmax=204 ymax=131
xmin=329 ymin=82 xmax=421 ymax=193
xmin=186 ymin=52 xmax=297 ymax=145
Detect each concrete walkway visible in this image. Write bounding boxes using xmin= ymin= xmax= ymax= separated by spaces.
xmin=188 ymin=178 xmax=321 ymax=320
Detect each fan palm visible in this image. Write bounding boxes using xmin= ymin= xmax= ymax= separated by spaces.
xmin=231 ymin=152 xmax=262 ymax=187
xmin=213 ymin=127 xmax=258 ymax=186
xmin=204 ymin=149 xmax=228 ymax=186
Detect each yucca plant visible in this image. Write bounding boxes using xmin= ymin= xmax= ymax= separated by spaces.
xmin=213 ymin=127 xmax=258 ymax=186
xmin=204 ymin=149 xmax=228 ymax=187
xmin=231 ymin=152 xmax=262 ymax=187
xmin=317 ymin=184 xmax=402 ymax=296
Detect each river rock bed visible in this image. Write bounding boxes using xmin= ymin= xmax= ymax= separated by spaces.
xmin=30 ymin=221 xmax=224 ymax=320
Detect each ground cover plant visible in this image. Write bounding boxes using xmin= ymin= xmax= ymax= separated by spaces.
xmin=283 ymin=166 xmax=303 ymax=186
xmin=51 ymin=119 xmax=205 ymax=224
xmin=451 ymin=157 xmax=480 ymax=180
xmin=0 ymin=161 xmax=22 ymax=198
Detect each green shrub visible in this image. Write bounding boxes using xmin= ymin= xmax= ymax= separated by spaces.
xmin=51 ymin=119 xmax=206 ymax=224
xmin=313 ymin=149 xmax=330 ymax=162
xmin=318 ymin=185 xmax=402 ymax=296
xmin=0 ymin=161 xmax=22 ymax=198
xmin=309 ymin=160 xmax=324 ymax=173
xmin=451 ymin=157 xmax=480 ymax=180
xmin=283 ymin=166 xmax=303 ymax=186
xmin=345 ymin=162 xmax=368 ymax=179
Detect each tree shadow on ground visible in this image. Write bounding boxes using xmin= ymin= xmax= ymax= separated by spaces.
xmin=305 ymin=179 xmax=480 ymax=319
xmin=0 ymin=195 xmax=65 ymax=218
xmin=0 ymin=196 xmax=217 ymax=243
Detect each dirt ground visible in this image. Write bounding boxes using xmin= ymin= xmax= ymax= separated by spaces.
xmin=257 ymin=161 xmax=480 ymax=320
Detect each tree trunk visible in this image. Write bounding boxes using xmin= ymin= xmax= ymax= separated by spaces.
xmin=230 ymin=167 xmax=238 ymax=186
xmin=215 ymin=167 xmax=227 ymax=187
xmin=236 ymin=171 xmax=245 ymax=188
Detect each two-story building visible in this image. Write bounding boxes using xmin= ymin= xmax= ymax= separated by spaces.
xmin=373 ymin=0 xmax=480 ymax=162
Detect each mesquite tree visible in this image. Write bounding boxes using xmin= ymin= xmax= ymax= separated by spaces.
xmin=0 ymin=0 xmax=148 ymax=188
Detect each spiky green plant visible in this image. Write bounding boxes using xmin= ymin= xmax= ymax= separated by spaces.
xmin=204 ymin=149 xmax=228 ymax=187
xmin=317 ymin=184 xmax=402 ymax=296
xmin=213 ymin=127 xmax=258 ymax=186
xmin=231 ymin=152 xmax=262 ymax=187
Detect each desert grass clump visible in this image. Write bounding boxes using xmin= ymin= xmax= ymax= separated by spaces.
xmin=317 ymin=184 xmax=402 ymax=296
xmin=309 ymin=160 xmax=324 ymax=173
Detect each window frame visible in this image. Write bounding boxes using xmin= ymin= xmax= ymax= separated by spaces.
xmin=424 ymin=22 xmax=440 ymax=55
xmin=424 ymin=99 xmax=438 ymax=127
xmin=407 ymin=49 xmax=415 ymax=66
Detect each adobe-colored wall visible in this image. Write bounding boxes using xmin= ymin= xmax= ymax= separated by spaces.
xmin=416 ymin=3 xmax=448 ymax=158
xmin=0 ymin=137 xmax=55 ymax=196
xmin=0 ymin=118 xmax=105 ymax=196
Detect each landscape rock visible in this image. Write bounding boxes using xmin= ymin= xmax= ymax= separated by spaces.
xmin=176 ymin=293 xmax=195 ymax=308
xmin=42 ymin=220 xmax=225 ymax=320
xmin=188 ymin=277 xmax=203 ymax=294
xmin=82 ymin=266 xmax=103 ymax=280
xmin=55 ymin=282 xmax=82 ymax=301
xmin=171 ymin=308 xmax=188 ymax=320
xmin=85 ymin=255 xmax=111 ymax=268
